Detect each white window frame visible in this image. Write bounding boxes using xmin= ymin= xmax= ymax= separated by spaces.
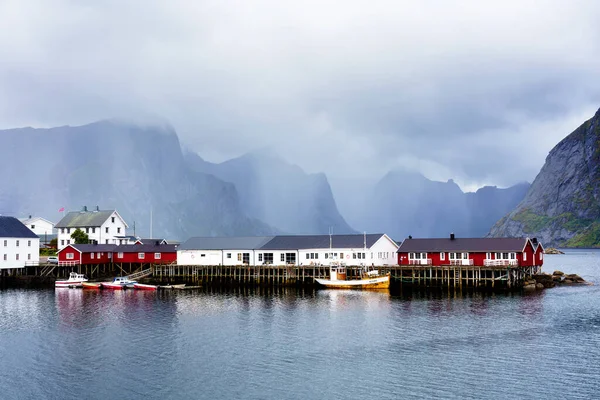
xmin=138 ymin=252 xmax=145 ymax=259
xmin=154 ymin=253 xmax=161 ymax=260
xmin=440 ymin=252 xmax=445 ymax=261
xmin=91 ymin=253 xmax=95 ymax=259
xmin=523 ymin=252 xmax=527 ymax=261
xmin=67 ymin=253 xmax=74 ymax=260
xmin=118 ymin=252 xmax=124 ymax=259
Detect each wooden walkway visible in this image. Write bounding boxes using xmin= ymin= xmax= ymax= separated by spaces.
xmin=6 ymin=263 xmax=542 ymax=289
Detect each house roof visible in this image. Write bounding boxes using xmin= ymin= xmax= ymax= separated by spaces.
xmin=59 ymin=244 xmax=117 ymax=253
xmin=138 ymin=238 xmax=167 ymax=245
xmin=261 ymin=234 xmax=386 ymax=250
xmin=178 ymin=236 xmax=275 ymax=251
xmin=0 ymin=216 xmax=39 ymax=239
xmin=55 ymin=210 xmax=118 ymax=228
xmin=397 ymin=237 xmax=532 ymax=253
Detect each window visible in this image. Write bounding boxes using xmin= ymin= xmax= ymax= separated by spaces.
xmin=463 ymin=253 xmax=468 ymax=259
xmin=280 ymin=253 xmax=285 ymax=262
xmin=362 ymin=253 xmax=366 ymax=259
xmin=200 ymin=254 xmax=205 ymax=257
xmin=92 ymin=228 xmax=96 ymax=233
xmin=117 ymin=227 xmax=121 ymax=234
xmin=105 ymin=240 xmax=109 ymax=244
xmin=28 ymin=254 xmax=31 ymax=260
xmin=86 ymin=227 xmax=89 ymax=233
xmin=118 ymin=252 xmax=123 ymax=259
xmin=523 ymin=252 xmax=527 ymax=261
xmin=105 ymin=227 xmax=109 ymax=234
xmin=154 ymin=253 xmax=161 ymax=259
xmin=16 ymin=240 xmax=19 ymax=247
xmin=28 ymin=240 xmax=31 ymax=247
xmin=67 ymin=240 xmax=70 ymax=245
xmin=67 ymin=228 xmax=70 ymax=234
xmin=111 ymin=217 xmax=115 ymax=223
xmin=67 ymin=253 xmax=74 ymax=260
xmin=440 ymin=252 xmax=445 ymax=261
xmin=61 ymin=240 xmax=65 ymax=246
xmin=315 ymin=253 xmax=319 ymax=260
xmin=495 ymin=252 xmax=501 ymax=260
xmin=486 ymin=252 xmax=491 ymax=260
xmin=258 ymin=254 xmax=263 ymax=262
xmin=138 ymin=252 xmax=145 ymax=259
xmin=226 ymin=253 xmax=232 ymax=259
xmin=540 ymin=253 xmax=543 ymax=260
xmin=97 ymin=253 xmax=100 ymax=258
xmin=61 ymin=228 xmax=65 ymax=234
xmin=353 ymin=253 xmax=356 ymax=259
xmin=2 ymin=254 xmax=6 ymax=261
xmin=16 ymin=254 xmax=19 ymax=261
xmin=91 ymin=253 xmax=95 ymax=259
xmin=285 ymin=253 xmax=296 ymax=264
xmin=510 ymin=253 xmax=516 ymax=260
xmin=3 ymin=240 xmax=6 ymax=247
xmin=502 ymin=252 xmax=508 ymax=259
xmin=263 ymin=253 xmax=273 ymax=264
xmin=339 ymin=252 xmax=344 ymax=259
xmin=325 ymin=253 xmax=329 ymax=259
xmin=306 ymin=253 xmax=310 ymax=260
xmin=237 ymin=253 xmax=242 ymax=261
xmin=31 ymin=225 xmax=35 ymax=229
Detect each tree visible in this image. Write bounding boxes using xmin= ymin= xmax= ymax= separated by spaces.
xmin=71 ymin=228 xmax=90 ymax=244
xmin=49 ymin=238 xmax=58 ymax=248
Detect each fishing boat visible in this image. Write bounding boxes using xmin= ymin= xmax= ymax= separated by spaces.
xmin=82 ymin=282 xmax=102 ymax=289
xmin=102 ymin=276 xmax=137 ymax=290
xmin=55 ymin=272 xmax=88 ymax=288
xmin=314 ymin=231 xmax=390 ymax=290
xmin=133 ymin=283 xmax=157 ymax=291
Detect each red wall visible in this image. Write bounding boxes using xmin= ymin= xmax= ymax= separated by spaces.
xmin=113 ymin=251 xmax=176 ymax=264
xmin=58 ymin=247 xmax=81 ymax=263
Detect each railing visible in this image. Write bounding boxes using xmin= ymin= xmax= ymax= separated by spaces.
xmin=58 ymin=261 xmax=79 ymax=267
xmin=483 ymin=259 xmax=518 ymax=267
xmin=127 ymin=268 xmax=153 ymax=280
xmin=449 ymin=259 xmax=474 ymax=266
xmin=408 ymin=259 xmax=432 ymax=265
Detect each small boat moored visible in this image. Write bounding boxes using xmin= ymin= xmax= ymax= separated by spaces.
xmin=82 ymin=282 xmax=102 ymax=289
xmin=133 ymin=283 xmax=157 ymax=291
xmin=102 ymin=276 xmax=137 ymax=290
xmin=55 ymin=272 xmax=88 ymax=288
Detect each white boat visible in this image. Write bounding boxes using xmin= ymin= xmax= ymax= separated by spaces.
xmin=133 ymin=283 xmax=157 ymax=291
xmin=314 ymin=231 xmax=390 ymax=290
xmin=55 ymin=272 xmax=88 ymax=288
xmin=102 ymin=276 xmax=137 ymax=290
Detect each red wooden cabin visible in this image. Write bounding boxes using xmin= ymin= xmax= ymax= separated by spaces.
xmin=397 ymin=234 xmax=543 ymax=268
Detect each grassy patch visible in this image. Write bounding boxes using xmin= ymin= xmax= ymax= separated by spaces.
xmin=564 ymin=222 xmax=600 ymax=248
xmin=512 ymin=209 xmax=552 ymax=233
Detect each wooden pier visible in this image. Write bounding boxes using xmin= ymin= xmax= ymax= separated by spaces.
xmin=2 ymin=263 xmax=542 ymax=290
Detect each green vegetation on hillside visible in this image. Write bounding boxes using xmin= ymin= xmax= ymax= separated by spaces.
xmin=564 ymin=222 xmax=600 ymax=248
xmin=513 ymin=209 xmax=594 ymax=236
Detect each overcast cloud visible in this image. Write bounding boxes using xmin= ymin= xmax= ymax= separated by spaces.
xmin=1 ymin=0 xmax=599 ymax=190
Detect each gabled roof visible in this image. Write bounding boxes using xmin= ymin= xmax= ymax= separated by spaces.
xmin=179 ymin=236 xmax=275 ymax=251
xmin=261 ymin=234 xmax=385 ymax=250
xmin=55 ymin=209 xmax=128 ymax=228
xmin=0 ymin=216 xmax=40 ymax=239
xmin=397 ymin=237 xmax=532 ymax=253
xmin=20 ymin=216 xmax=55 ymax=226
xmin=138 ymin=238 xmax=167 ymax=245
xmin=58 ymin=244 xmax=117 ymax=253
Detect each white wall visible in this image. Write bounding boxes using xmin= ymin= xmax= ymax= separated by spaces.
xmin=57 ymin=211 xmax=127 ymax=249
xmin=177 ymin=250 xmax=222 ymax=266
xmin=368 ymin=235 xmax=399 ymax=266
xmin=0 ymin=237 xmax=40 ymax=269
xmin=25 ymin=219 xmax=55 ymax=236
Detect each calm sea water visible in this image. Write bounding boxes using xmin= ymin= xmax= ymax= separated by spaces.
xmin=1 ymin=250 xmax=599 ymax=400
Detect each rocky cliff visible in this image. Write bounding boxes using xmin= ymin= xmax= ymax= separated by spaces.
xmin=344 ymin=170 xmax=529 ymax=240
xmin=488 ymin=108 xmax=600 ymax=246
xmin=185 ymin=151 xmax=355 ymax=234
xmin=0 ymin=120 xmax=274 ymax=240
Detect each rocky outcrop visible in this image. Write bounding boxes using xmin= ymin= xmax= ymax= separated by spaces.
xmin=489 ymin=108 xmax=600 ymax=247
xmin=524 ymin=271 xmax=587 ymax=290
xmin=546 ymin=248 xmax=565 ymax=254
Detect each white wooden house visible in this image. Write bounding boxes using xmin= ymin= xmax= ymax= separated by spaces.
xmin=0 ymin=216 xmax=40 ymax=269
xmin=177 ymin=237 xmax=275 ymax=266
xmin=55 ymin=206 xmax=128 ymax=250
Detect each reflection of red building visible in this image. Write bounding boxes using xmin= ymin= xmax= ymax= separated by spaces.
xmin=397 ymin=235 xmax=543 ymax=268
xmin=57 ymin=243 xmax=177 ymax=266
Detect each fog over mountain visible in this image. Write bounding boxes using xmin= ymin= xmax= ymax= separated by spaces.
xmin=0 ymin=120 xmax=275 ymax=240
xmin=1 ymin=1 xmax=600 ymax=192
xmin=184 ymin=150 xmax=355 ymax=234
xmin=336 ymin=170 xmax=530 ymax=240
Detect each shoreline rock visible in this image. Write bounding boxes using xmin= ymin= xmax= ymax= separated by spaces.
xmin=525 ymin=271 xmax=588 ymax=290
xmin=545 ymin=248 xmax=565 ymax=254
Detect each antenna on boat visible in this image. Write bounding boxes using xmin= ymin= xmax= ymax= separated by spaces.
xmin=329 ymin=226 xmax=333 ymax=262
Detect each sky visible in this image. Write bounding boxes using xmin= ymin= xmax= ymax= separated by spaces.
xmin=1 ymin=0 xmax=600 ymax=191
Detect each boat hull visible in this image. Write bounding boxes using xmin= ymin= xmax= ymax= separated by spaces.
xmin=55 ymin=282 xmax=85 ymax=288
xmin=102 ymin=282 xmax=124 ymax=290
xmin=134 ymin=283 xmax=157 ymax=291
xmin=314 ymin=274 xmax=390 ymax=289
xmin=82 ymin=282 xmax=102 ymax=289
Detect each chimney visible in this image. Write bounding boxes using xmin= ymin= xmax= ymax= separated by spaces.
xmin=532 ymin=237 xmax=538 ymax=244
xmin=408 ymin=235 xmax=413 ymax=239
xmin=450 ymin=233 xmax=455 ymax=240
xmin=156 ymin=240 xmax=161 ymax=246
xmin=82 ymin=206 xmax=88 ymax=212
xmin=95 ymin=205 xmax=100 ymax=212
xmin=29 ymin=215 xmax=32 ymax=219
